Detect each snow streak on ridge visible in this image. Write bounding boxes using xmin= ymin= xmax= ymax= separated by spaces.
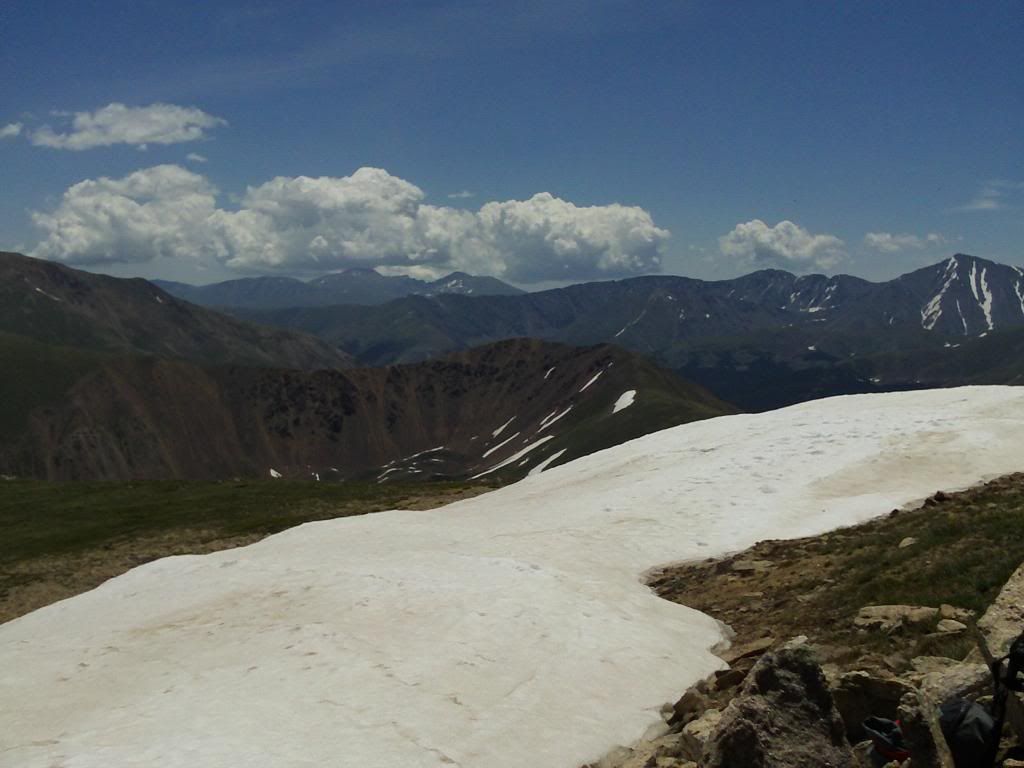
xmin=527 ymin=448 xmax=567 ymax=476
xmin=614 ymin=308 xmax=647 ymax=338
xmin=1014 ymin=268 xmax=1024 ymax=317
xmin=538 ymin=405 xmax=573 ymax=432
xmin=492 ymin=417 xmax=515 ymax=438
xmin=921 ymin=256 xmax=958 ymax=331
xmin=974 ymin=263 xmax=995 ymax=331
xmin=956 ymin=299 xmax=967 ymax=335
xmin=472 ymin=434 xmax=555 ymax=478
xmin=579 ymin=370 xmax=603 ymax=392
xmin=483 ymin=432 xmax=520 ymax=458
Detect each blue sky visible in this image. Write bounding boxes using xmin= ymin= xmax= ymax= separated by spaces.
xmin=1 ymin=1 xmax=1021 ymax=286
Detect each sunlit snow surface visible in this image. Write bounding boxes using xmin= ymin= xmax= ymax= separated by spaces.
xmin=4 ymin=387 xmax=1024 ymax=768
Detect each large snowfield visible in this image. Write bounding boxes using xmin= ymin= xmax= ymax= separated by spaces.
xmin=3 ymin=387 xmax=1024 ymax=767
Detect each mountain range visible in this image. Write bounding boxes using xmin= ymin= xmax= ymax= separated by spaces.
xmin=0 ymin=252 xmax=727 ymax=482
xmin=233 ymin=254 xmax=1024 ymax=410
xmin=4 ymin=250 xmax=1024 ymax=481
xmin=153 ymin=268 xmax=523 ymax=309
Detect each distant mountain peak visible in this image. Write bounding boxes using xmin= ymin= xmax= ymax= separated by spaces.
xmin=158 ymin=266 xmax=523 ymax=308
xmin=908 ymin=253 xmax=1024 ymax=336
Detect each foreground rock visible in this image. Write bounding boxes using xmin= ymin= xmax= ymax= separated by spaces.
xmin=854 ymin=604 xmax=938 ymax=634
xmin=702 ymin=638 xmax=856 ymax=768
xmin=979 ymin=560 xmax=1024 ymax=656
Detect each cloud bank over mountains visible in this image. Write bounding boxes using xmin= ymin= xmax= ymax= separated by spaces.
xmin=10 ymin=100 xmax=966 ymax=282
xmin=30 ymin=166 xmax=669 ymax=283
xmin=718 ymin=219 xmax=846 ymax=270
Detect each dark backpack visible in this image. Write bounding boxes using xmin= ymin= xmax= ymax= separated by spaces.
xmin=862 ymin=716 xmax=910 ymax=766
xmin=939 ymin=697 xmax=996 ymax=768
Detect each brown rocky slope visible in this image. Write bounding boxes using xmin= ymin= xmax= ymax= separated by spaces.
xmin=1 ymin=338 xmax=733 ymax=481
xmin=0 ymin=250 xmax=351 ymax=370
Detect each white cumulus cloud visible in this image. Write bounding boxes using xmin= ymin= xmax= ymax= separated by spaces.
xmin=211 ymin=168 xmax=432 ymax=272
xmin=29 ymin=103 xmax=226 ymax=151
xmin=863 ymin=232 xmax=945 ymax=252
xmin=31 ymin=165 xmax=224 ymax=265
xmin=30 ymin=166 xmax=669 ymax=283
xmin=186 ymin=152 xmax=208 ymax=163
xmin=0 ymin=122 xmax=22 ymax=139
xmin=719 ymin=219 xmax=845 ymax=271
xmin=469 ymin=193 xmax=667 ymax=282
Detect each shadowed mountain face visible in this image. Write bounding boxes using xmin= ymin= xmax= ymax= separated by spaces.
xmin=233 ymin=254 xmax=1024 ymax=410
xmin=0 ymin=338 xmax=732 ymax=482
xmin=153 ymin=268 xmax=524 ymax=309
xmin=0 ymin=251 xmax=352 ymax=370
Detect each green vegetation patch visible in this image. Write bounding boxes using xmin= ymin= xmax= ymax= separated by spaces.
xmin=650 ymin=473 xmax=1024 ymax=671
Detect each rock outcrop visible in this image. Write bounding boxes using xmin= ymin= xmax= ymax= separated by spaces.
xmin=979 ymin=561 xmax=1024 ymax=656
xmin=702 ymin=638 xmax=856 ymax=768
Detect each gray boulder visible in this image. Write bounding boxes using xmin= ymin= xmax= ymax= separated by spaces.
xmin=702 ymin=638 xmax=856 ymax=768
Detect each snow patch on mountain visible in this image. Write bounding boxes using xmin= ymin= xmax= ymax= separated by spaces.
xmin=921 ymin=256 xmax=958 ymax=331
xmin=613 ymin=390 xmax=637 ymax=414
xmin=528 ymin=448 xmax=568 ymax=476
xmin=579 ymin=370 xmax=603 ymax=392
xmin=5 ymin=388 xmax=1024 ymax=768
xmin=472 ymin=435 xmax=556 ymax=478
xmin=31 ymin=284 xmax=63 ymax=302
xmin=492 ymin=417 xmax=515 ymax=438
xmin=483 ymin=432 xmax=520 ymax=458
xmin=383 ymin=446 xmax=446 ymax=469
xmin=972 ymin=263 xmax=995 ymax=331
xmin=539 ymin=405 xmax=573 ymax=432
xmin=614 ymin=308 xmax=647 ymax=338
